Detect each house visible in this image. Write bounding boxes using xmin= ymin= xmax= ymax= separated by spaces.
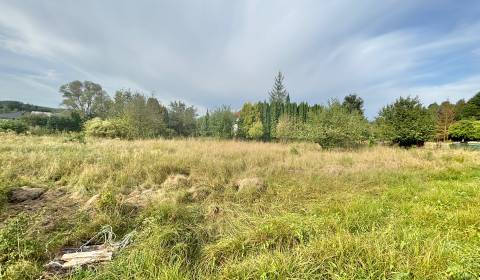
xmin=0 ymin=111 xmax=26 ymax=120
xmin=31 ymin=111 xmax=53 ymax=117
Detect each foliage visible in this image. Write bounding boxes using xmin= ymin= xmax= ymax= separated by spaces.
xmin=197 ymin=106 xmax=236 ymax=138
xmin=84 ymin=117 xmax=132 ymax=139
xmin=342 ymin=94 xmax=364 ymax=115
xmin=247 ymin=121 xmax=264 ymax=140
xmin=460 ymin=92 xmax=480 ymax=120
xmin=436 ymin=101 xmax=456 ymax=141
xmin=237 ymin=103 xmax=261 ymax=138
xmin=269 ymin=71 xmax=289 ymax=103
xmin=60 ymin=80 xmax=112 ymax=119
xmin=448 ymin=120 xmax=480 ymax=141
xmin=377 ymin=97 xmax=435 ymax=147
xmin=274 ymin=115 xmax=305 ymax=142
xmin=0 ymin=119 xmax=28 ymax=134
xmin=305 ymin=100 xmax=369 ymax=148
xmin=168 ymin=101 xmax=197 ymax=137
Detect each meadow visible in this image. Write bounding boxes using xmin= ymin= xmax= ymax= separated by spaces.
xmin=1 ymin=133 xmax=480 ymax=279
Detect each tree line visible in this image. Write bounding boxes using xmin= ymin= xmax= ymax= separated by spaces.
xmin=1 ymin=72 xmax=480 ymax=147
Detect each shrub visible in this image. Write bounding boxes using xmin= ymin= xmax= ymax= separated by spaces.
xmin=304 ymin=101 xmax=369 ymax=149
xmin=0 ymin=120 xmax=28 ymax=134
xmin=376 ymin=96 xmax=435 ymax=147
xmin=448 ymin=120 xmax=480 ymax=141
xmin=84 ymin=118 xmax=132 ymax=139
xmin=247 ymin=121 xmax=264 ymax=140
xmin=275 ymin=115 xmax=304 ymax=142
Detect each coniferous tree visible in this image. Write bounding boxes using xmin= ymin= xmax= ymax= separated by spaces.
xmin=461 ymin=92 xmax=480 ymax=120
xmin=268 ymin=72 xmax=289 ymax=103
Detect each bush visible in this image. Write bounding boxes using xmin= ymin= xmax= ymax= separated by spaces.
xmin=247 ymin=121 xmax=264 ymax=140
xmin=304 ymin=101 xmax=369 ymax=149
xmin=0 ymin=120 xmax=28 ymax=134
xmin=275 ymin=115 xmax=305 ymax=142
xmin=448 ymin=120 xmax=480 ymax=141
xmin=84 ymin=118 xmax=132 ymax=139
xmin=46 ymin=112 xmax=83 ymax=132
xmin=376 ymin=96 xmax=435 ymax=147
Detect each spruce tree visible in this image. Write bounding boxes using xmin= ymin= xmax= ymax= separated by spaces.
xmin=269 ymin=72 xmax=289 ymax=103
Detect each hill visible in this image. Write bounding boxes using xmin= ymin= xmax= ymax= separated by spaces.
xmin=0 ymin=100 xmax=59 ymax=113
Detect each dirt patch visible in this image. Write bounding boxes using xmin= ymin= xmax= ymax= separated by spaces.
xmin=7 ymin=186 xmax=45 ymax=203
xmin=0 ymin=187 xmax=81 ymax=229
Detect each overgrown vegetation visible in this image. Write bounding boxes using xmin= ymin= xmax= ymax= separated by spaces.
xmin=1 ymin=134 xmax=480 ymax=279
xmin=2 ymin=74 xmax=480 ymax=148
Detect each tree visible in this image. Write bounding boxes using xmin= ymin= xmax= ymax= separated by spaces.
xmin=454 ymin=99 xmax=466 ymax=120
xmin=60 ymin=81 xmax=112 ymax=119
xmin=238 ymin=103 xmax=261 ymax=138
xmin=168 ymin=101 xmax=197 ymax=137
xmin=376 ymin=96 xmax=435 ymax=147
xmin=449 ymin=120 xmax=480 ymax=141
xmin=305 ymin=100 xmax=369 ymax=148
xmin=208 ymin=106 xmax=236 ymax=138
xmin=275 ymin=115 xmax=300 ymax=142
xmin=342 ymin=94 xmax=364 ymax=114
xmin=460 ymin=92 xmax=480 ymax=120
xmin=436 ymin=101 xmax=456 ymax=141
xmin=247 ymin=121 xmax=264 ymax=140
xmin=268 ymin=72 xmax=289 ymax=103
xmin=111 ymin=89 xmax=133 ymax=117
xmin=145 ymin=97 xmax=168 ymax=137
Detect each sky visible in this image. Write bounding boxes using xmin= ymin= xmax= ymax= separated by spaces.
xmin=0 ymin=0 xmax=479 ymax=118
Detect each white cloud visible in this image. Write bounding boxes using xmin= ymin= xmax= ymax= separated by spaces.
xmin=0 ymin=0 xmax=479 ymax=117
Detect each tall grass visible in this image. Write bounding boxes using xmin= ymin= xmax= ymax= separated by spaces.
xmin=0 ymin=133 xmax=479 ymax=279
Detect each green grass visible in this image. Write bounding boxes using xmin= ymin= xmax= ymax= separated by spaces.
xmin=0 ymin=134 xmax=480 ymax=279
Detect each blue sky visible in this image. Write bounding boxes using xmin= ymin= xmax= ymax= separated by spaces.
xmin=0 ymin=0 xmax=479 ymax=117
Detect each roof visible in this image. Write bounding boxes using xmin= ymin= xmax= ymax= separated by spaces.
xmin=0 ymin=111 xmax=26 ymax=119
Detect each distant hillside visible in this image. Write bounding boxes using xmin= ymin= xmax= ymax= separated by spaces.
xmin=0 ymin=101 xmax=60 ymax=113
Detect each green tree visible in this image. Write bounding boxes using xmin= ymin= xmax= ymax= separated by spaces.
xmin=168 ymin=101 xmax=197 ymax=137
xmin=460 ymin=92 xmax=480 ymax=120
xmin=454 ymin=99 xmax=466 ymax=120
xmin=145 ymin=96 xmax=168 ymax=137
xmin=376 ymin=97 xmax=435 ymax=147
xmin=448 ymin=120 xmax=480 ymax=141
xmin=275 ymin=115 xmax=300 ymax=142
xmin=342 ymin=94 xmax=364 ymax=115
xmin=208 ymin=105 xmax=236 ymax=138
xmin=269 ymin=72 xmax=289 ymax=103
xmin=305 ymin=100 xmax=369 ymax=148
xmin=238 ymin=103 xmax=261 ymax=138
xmin=59 ymin=80 xmax=112 ymax=119
xmin=247 ymin=121 xmax=264 ymax=140
xmin=0 ymin=120 xmax=28 ymax=134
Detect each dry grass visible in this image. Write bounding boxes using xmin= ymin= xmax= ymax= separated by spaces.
xmin=1 ymin=133 xmax=480 ymax=279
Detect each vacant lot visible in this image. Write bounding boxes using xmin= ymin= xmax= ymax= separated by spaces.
xmin=1 ymin=134 xmax=479 ymax=279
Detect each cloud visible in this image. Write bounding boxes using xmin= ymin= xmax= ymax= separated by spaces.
xmin=0 ymin=0 xmax=479 ymax=117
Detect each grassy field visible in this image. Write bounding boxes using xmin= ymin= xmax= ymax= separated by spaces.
xmin=1 ymin=134 xmax=480 ymax=279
